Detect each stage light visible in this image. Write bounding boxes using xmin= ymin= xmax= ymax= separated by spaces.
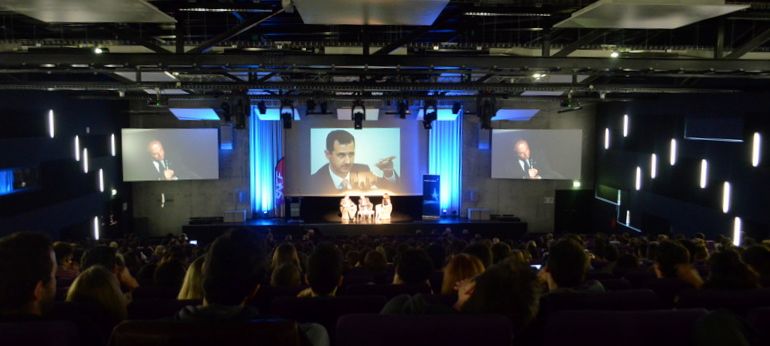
xmin=47 ymin=109 xmax=54 ymax=138
xmin=699 ymin=159 xmax=708 ymax=189
xmin=733 ymin=217 xmax=742 ymax=246
xmin=572 ymin=180 xmax=581 ymax=189
xmin=280 ymin=99 xmax=294 ymax=129
xmin=93 ymin=216 xmax=100 ymax=240
xmin=623 ymin=114 xmax=629 ymax=137
xmin=670 ymin=139 xmax=677 ymax=166
xmin=752 ymin=132 xmax=761 ymax=167
xmin=625 ymin=210 xmax=631 ymax=225
xmin=111 ymin=188 xmax=118 ymax=197
xmin=650 ymin=153 xmax=658 ymax=179
xmin=452 ymin=102 xmax=463 ymax=114
xmin=93 ymin=47 xmax=104 ymax=54
xmin=423 ymin=100 xmax=438 ymax=130
xmin=98 ymin=169 xmax=104 ymax=192
xmin=257 ymin=101 xmax=267 ymax=115
xmin=604 ymin=128 xmax=610 ymax=149
xmin=397 ymin=99 xmax=409 ymax=119
xmin=110 ymin=133 xmax=116 ymax=157
xmin=75 ymin=135 xmax=80 ymax=161
xmin=83 ymin=148 xmax=89 ymax=173
xmin=722 ymin=181 xmax=731 ymax=213
xmin=635 ymin=166 xmax=641 ymax=191
xmin=610 ymin=50 xmax=620 ymax=58
xmin=532 ymin=72 xmax=547 ymax=80
xmin=433 ymin=45 xmax=440 ymax=51
xmin=306 ymin=99 xmax=317 ymax=115
xmin=352 ymin=100 xmax=365 ymax=130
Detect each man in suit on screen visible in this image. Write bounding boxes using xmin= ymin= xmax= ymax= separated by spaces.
xmin=511 ymin=138 xmax=562 ymax=179
xmin=310 ymin=130 xmax=398 ymax=193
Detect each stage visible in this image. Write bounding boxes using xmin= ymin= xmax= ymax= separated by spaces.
xmin=182 ymin=218 xmax=528 ymax=245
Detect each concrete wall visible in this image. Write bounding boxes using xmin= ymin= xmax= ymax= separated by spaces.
xmin=129 ymin=110 xmax=250 ymax=236
xmin=461 ymin=102 xmax=596 ymax=233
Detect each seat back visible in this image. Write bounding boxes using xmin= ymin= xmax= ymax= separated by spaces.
xmin=543 ymin=309 xmax=708 ymax=346
xmin=269 ymin=295 xmax=387 ymax=341
xmin=598 ymin=278 xmax=633 ymax=291
xmin=127 ymin=299 xmax=201 ymax=320
xmin=0 ymin=320 xmax=79 ymax=346
xmin=748 ymin=307 xmax=770 ymax=346
xmin=540 ymin=289 xmax=661 ymax=316
xmin=336 ymin=314 xmax=513 ymax=346
xmin=678 ymin=288 xmax=770 ymax=314
xmin=342 ymin=283 xmax=432 ymax=298
xmin=109 ymin=319 xmax=300 ymax=346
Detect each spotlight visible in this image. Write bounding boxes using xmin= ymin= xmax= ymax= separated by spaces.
xmin=452 ymin=102 xmax=463 ymax=115
xmin=280 ymin=99 xmax=294 ymax=129
xmin=257 ymin=101 xmax=267 ymax=115
xmin=352 ymin=99 xmax=365 ymax=130
xmin=397 ymin=99 xmax=409 ymax=119
xmin=423 ymin=100 xmax=438 ymax=130
xmin=557 ymin=89 xmax=582 ymax=113
xmin=306 ymin=99 xmax=317 ymax=115
xmin=220 ymin=102 xmax=232 ymax=123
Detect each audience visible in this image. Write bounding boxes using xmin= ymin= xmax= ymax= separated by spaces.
xmin=65 ymin=265 xmax=128 ymax=330
xmin=441 ymin=254 xmax=485 ymax=295
xmin=393 ymin=248 xmax=433 ymax=287
xmin=490 ymin=241 xmax=512 ymax=264
xmin=743 ymin=245 xmax=770 ymax=288
xmin=177 ymin=255 xmax=205 ymax=300
xmin=271 ymin=263 xmax=303 ymax=289
xmin=654 ymin=240 xmax=704 ymax=289
xmin=703 ymin=248 xmax=759 ymax=290
xmin=298 ymin=242 xmax=344 ymax=298
xmin=0 ymin=232 xmax=56 ymax=318
xmin=271 ymin=242 xmax=301 ymax=270
xmin=53 ymin=241 xmax=79 ymax=282
xmin=540 ymin=238 xmax=604 ymax=293
xmin=462 ymin=242 xmax=493 ymax=269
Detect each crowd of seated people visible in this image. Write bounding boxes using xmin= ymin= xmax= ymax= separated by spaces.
xmin=2 ymin=227 xmax=770 ymax=345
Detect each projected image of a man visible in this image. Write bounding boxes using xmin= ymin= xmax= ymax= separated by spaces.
xmin=514 ymin=139 xmax=540 ymax=179
xmin=148 ymin=139 xmax=178 ymax=181
xmin=311 ymin=130 xmax=397 ymax=192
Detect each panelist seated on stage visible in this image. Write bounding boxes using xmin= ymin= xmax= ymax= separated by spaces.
xmin=311 ymin=130 xmax=398 ymax=192
xmin=339 ymin=194 xmax=358 ymax=221
xmin=357 ymin=195 xmax=374 ymax=221
xmin=375 ymin=193 xmax=393 ymax=221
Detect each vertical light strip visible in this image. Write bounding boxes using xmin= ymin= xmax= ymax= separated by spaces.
xmin=650 ymin=153 xmax=658 ymax=179
xmin=722 ymin=181 xmax=731 ymax=213
xmin=48 ymin=109 xmax=55 ymax=138
xmin=669 ymin=139 xmax=677 ymax=166
xmin=622 ymin=114 xmax=629 ymax=137
xmin=83 ymin=148 xmax=89 ymax=173
xmin=752 ymin=132 xmax=761 ymax=167
xmin=98 ymin=169 xmax=104 ymax=192
xmin=75 ymin=136 xmax=81 ymax=161
xmin=604 ymin=128 xmax=610 ymax=149
xmin=699 ymin=159 xmax=708 ymax=189
xmin=110 ymin=133 xmax=116 ymax=157
xmin=429 ymin=114 xmax=463 ymax=212
xmin=625 ymin=210 xmax=631 ymax=225
xmin=617 ymin=190 xmax=622 ymax=205
xmin=93 ymin=216 xmax=100 ymax=241
xmin=732 ymin=217 xmax=742 ymax=247
xmin=635 ymin=166 xmax=642 ymax=191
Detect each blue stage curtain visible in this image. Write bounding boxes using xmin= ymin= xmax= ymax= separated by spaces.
xmin=249 ymin=107 xmax=283 ymax=216
xmin=428 ymin=116 xmax=463 ymax=213
xmin=0 ymin=169 xmax=13 ymax=196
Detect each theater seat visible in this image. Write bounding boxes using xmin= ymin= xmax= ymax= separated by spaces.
xmin=0 ymin=320 xmax=79 ymax=346
xmin=678 ymin=288 xmax=770 ymax=314
xmin=539 ymin=289 xmax=662 ymax=317
xmin=748 ymin=307 xmax=770 ymax=346
xmin=342 ymin=283 xmax=432 ymax=298
xmin=336 ymin=314 xmax=513 ymax=346
xmin=543 ymin=309 xmax=708 ymax=346
xmin=109 ymin=319 xmax=300 ymax=346
xmin=598 ymin=278 xmax=633 ymax=291
xmin=127 ymin=299 xmax=201 ymax=320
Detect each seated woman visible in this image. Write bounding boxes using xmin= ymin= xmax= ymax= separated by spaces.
xmin=340 ymin=194 xmax=357 ymax=222
xmin=357 ymin=195 xmax=374 ymax=223
xmin=375 ymin=193 xmax=393 ymax=222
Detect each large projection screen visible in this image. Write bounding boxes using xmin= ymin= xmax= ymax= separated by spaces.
xmin=491 ymin=129 xmax=582 ymax=180
xmin=284 ymin=118 xmax=427 ymax=196
xmin=121 ymin=128 xmax=219 ymax=182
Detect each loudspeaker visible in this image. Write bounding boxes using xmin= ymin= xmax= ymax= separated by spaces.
xmin=554 ymin=189 xmax=593 ymax=234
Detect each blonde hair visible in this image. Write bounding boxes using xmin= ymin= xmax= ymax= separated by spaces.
xmin=441 ymin=254 xmax=485 ymax=295
xmin=271 ymin=243 xmax=300 ymax=270
xmin=66 ymin=266 xmax=127 ymax=321
xmin=177 ymin=256 xmax=205 ymax=300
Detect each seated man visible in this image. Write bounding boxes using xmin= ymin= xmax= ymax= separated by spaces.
xmin=0 ymin=232 xmax=57 ymax=319
xmin=175 ymin=230 xmax=328 ymax=346
xmin=357 ymin=195 xmax=374 ymax=223
xmin=375 ymin=193 xmax=393 ymax=222
xmin=539 ymin=238 xmax=604 ymax=293
xmin=339 ymin=194 xmax=357 ymax=222
xmin=298 ymin=243 xmax=344 ymax=298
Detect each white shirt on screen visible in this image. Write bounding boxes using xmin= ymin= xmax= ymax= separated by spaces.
xmin=329 ymin=166 xmax=351 ymax=190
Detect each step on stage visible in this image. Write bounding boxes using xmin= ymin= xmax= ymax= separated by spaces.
xmin=183 ymin=218 xmax=528 ymax=246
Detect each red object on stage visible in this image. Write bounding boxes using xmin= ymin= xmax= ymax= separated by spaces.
xmin=275 ymin=157 xmax=285 ymax=217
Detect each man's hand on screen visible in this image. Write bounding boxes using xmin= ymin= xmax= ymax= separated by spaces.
xmin=376 ymin=156 xmax=396 ymax=178
xmin=354 ymin=171 xmax=378 ymax=190
xmin=164 ymin=169 xmax=176 ymax=180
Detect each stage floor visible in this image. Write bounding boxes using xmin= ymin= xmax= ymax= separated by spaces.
xmin=183 ymin=218 xmax=528 ymax=245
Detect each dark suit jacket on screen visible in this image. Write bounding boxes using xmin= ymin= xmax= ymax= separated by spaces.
xmin=310 ymin=163 xmax=398 ymax=193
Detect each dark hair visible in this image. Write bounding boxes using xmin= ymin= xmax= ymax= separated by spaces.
xmin=491 ymin=242 xmax=513 ymax=264
xmin=461 ymin=258 xmax=540 ymax=331
xmin=462 ymin=243 xmax=493 ymax=269
xmin=306 ymin=242 xmax=344 ymax=296
xmin=546 ymin=239 xmax=589 ymax=288
xmin=395 ymin=248 xmax=433 ymax=285
xmin=655 ymin=241 xmax=691 ymax=278
xmin=363 ymin=250 xmax=387 ymax=272
xmin=0 ymin=232 xmax=54 ymax=311
xmin=202 ymin=229 xmax=268 ymax=305
xmin=153 ymin=259 xmax=186 ymax=290
xmin=743 ymin=245 xmax=770 ymax=287
xmin=52 ymin=241 xmax=75 ymax=265
xmin=325 ymin=130 xmax=355 ymax=152
xmin=426 ymin=243 xmax=446 ymax=270
xmin=81 ymin=246 xmax=117 ymax=272
xmin=704 ymin=249 xmax=758 ymax=290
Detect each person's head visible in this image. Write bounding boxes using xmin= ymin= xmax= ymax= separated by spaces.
xmin=441 ymin=254 xmax=485 ymax=295
xmin=514 ymin=139 xmax=531 ymax=161
xmin=654 ymin=241 xmax=690 ymax=279
xmin=153 ymin=259 xmax=186 ymax=290
xmin=363 ymin=250 xmax=387 ymax=272
xmin=53 ymin=241 xmax=76 ymax=270
xmin=462 ymin=243 xmax=493 ymax=269
xmin=147 ymin=139 xmax=165 ymax=161
xmin=80 ymin=246 xmax=117 ymax=273
xmin=177 ymin=256 xmax=205 ymax=300
xmin=383 ymin=193 xmax=390 ymax=202
xmin=271 ymin=243 xmax=300 ymax=270
xmin=394 ymin=248 xmax=433 ymax=285
xmin=743 ymin=245 xmax=770 ymax=287
xmin=270 ymin=263 xmax=302 ymax=289
xmin=66 ymin=266 xmax=127 ymax=321
xmin=457 ymin=258 xmax=540 ymax=331
xmin=426 ymin=242 xmax=446 ymax=270
xmin=0 ymin=232 xmax=56 ymax=316
xmin=324 ymin=130 xmax=356 ymax=177
xmin=705 ymin=248 xmax=758 ymax=290
xmin=544 ymin=238 xmax=589 ymax=290
xmin=306 ymin=242 xmax=344 ymax=296
xmin=202 ymin=229 xmax=268 ymax=306
xmin=491 ymin=242 xmax=513 ymax=264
